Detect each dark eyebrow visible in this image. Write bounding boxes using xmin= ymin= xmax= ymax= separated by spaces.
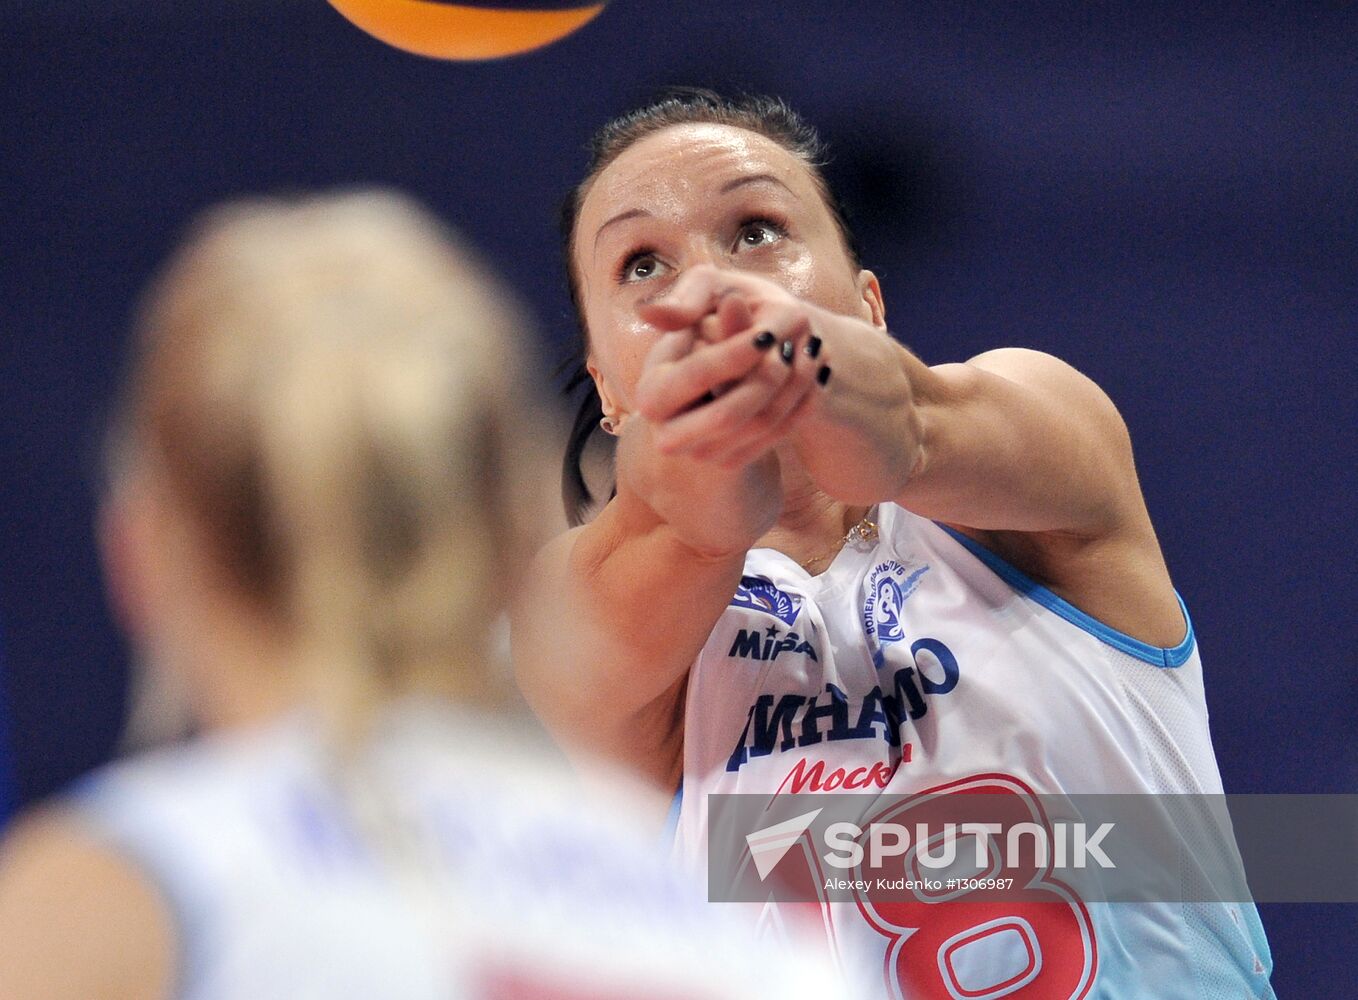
xmin=719 ymin=173 xmax=800 ymax=198
xmin=593 ymin=208 xmax=651 ymax=250
xmin=590 ymin=175 xmax=798 ymax=254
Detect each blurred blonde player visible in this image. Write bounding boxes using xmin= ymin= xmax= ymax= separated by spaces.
xmin=0 ymin=191 xmax=848 ymax=1000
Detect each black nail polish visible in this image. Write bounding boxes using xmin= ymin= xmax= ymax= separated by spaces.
xmin=753 ymin=331 xmax=776 ymax=350
xmin=780 ymin=339 xmax=795 ymax=364
xmin=805 ymin=336 xmax=822 ymax=359
xmin=817 ymin=365 xmax=832 ymax=386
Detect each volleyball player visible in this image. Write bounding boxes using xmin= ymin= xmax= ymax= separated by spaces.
xmin=515 ymin=89 xmax=1275 ymax=999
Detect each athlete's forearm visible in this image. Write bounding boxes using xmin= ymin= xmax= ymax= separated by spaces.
xmin=616 ymin=412 xmax=783 ymax=558
xmin=789 ymin=328 xmax=925 ymax=506
xmin=513 ymin=416 xmax=773 ymax=781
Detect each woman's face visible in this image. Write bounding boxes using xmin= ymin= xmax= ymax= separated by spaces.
xmin=573 ymin=123 xmax=884 ymax=417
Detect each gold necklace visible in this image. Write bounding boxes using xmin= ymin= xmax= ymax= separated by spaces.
xmin=798 ymin=508 xmax=878 ymax=573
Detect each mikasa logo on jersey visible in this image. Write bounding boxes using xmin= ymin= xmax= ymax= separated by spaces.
xmin=728 ymin=626 xmax=819 ymax=663
xmin=728 ymin=577 xmax=819 ymax=663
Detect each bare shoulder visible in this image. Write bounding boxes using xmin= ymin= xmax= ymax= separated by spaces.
xmin=963 ymin=348 xmax=1128 ymax=435
xmin=944 ymin=350 xmax=1187 ymax=648
xmin=0 ymin=808 xmax=175 ymax=1000
xmin=511 ymin=524 xmax=588 ymax=663
xmin=525 ymin=522 xmax=587 ymax=581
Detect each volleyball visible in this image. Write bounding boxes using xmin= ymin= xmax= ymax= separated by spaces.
xmin=326 ymin=1 xmax=606 ymax=60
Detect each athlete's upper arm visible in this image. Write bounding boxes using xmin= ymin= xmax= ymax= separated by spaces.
xmin=899 ymin=348 xmax=1145 ymax=537
xmin=511 ymin=494 xmax=745 ymax=790
xmin=0 ymin=809 xmax=175 ymax=1000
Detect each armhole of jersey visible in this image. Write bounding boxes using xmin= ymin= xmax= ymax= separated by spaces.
xmin=660 ymin=783 xmax=683 ymax=847
xmin=933 ymin=522 xmax=1196 ymax=668
xmin=69 ymin=779 xmax=202 ymax=1000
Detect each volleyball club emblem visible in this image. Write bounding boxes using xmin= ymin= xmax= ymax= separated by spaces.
xmin=864 ymin=562 xmax=930 ymax=666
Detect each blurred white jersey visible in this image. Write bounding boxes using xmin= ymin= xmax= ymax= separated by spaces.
xmin=72 ymin=701 xmax=848 ymax=1000
xmin=673 ymin=503 xmax=1274 ymax=1000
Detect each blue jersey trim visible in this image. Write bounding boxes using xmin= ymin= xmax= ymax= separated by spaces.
xmin=936 ymin=523 xmax=1196 ymax=668
xmin=661 ymin=784 xmax=683 ymax=846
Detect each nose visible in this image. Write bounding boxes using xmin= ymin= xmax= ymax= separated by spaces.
xmin=681 ymin=244 xmax=725 ymax=273
xmin=677 ymin=250 xmax=740 ymax=287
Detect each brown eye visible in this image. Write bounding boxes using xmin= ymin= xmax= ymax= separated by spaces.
xmin=619 ymin=252 xmax=663 ymax=283
xmin=735 ymin=218 xmax=785 ymax=251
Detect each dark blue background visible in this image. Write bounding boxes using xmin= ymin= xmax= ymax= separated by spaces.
xmin=2 ymin=0 xmax=1355 ymax=990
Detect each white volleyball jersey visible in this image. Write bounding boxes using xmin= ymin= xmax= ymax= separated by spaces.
xmin=70 ymin=701 xmax=848 ymax=1000
xmin=673 ymin=503 xmax=1274 ymax=1000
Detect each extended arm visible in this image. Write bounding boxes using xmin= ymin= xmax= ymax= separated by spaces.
xmin=638 ymin=266 xmax=1185 ymax=646
xmin=513 ymin=306 xmax=809 ymax=792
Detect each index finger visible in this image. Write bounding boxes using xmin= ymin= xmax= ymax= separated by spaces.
xmin=638 ymin=264 xmax=747 ymax=330
xmin=693 ymin=292 xmax=755 ymax=345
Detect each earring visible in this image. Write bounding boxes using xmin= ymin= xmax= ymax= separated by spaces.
xmin=599 ymin=416 xmax=617 ymax=435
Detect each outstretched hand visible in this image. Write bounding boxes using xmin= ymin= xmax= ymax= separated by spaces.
xmin=633 ymin=266 xmax=830 ymax=469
